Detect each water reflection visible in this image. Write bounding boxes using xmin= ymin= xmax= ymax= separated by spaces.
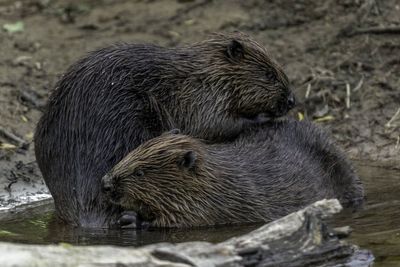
xmin=45 ymin=223 xmax=261 ymax=246
xmin=0 ymin=211 xmax=260 ymax=246
xmin=332 ymin=162 xmax=400 ymax=267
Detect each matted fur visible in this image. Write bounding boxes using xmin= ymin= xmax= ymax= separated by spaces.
xmin=35 ymin=32 xmax=294 ymax=227
xmin=103 ymin=120 xmax=364 ymax=228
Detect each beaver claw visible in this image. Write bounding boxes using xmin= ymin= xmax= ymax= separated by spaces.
xmin=118 ymin=211 xmax=138 ymax=228
xmin=117 ymin=211 xmax=151 ymax=229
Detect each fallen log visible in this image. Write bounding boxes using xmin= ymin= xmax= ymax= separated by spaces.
xmin=0 ymin=199 xmax=373 ymax=267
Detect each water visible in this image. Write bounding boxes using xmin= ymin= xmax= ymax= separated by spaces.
xmin=332 ymin=162 xmax=400 ymax=267
xmin=0 ymin=163 xmax=398 ymax=266
xmin=0 ymin=210 xmax=260 ymax=246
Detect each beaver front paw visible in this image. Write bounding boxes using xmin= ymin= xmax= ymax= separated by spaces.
xmin=117 ymin=211 xmax=150 ymax=229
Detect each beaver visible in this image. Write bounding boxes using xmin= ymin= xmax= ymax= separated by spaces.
xmin=102 ymin=120 xmax=364 ymax=228
xmin=34 ymin=32 xmax=295 ymax=227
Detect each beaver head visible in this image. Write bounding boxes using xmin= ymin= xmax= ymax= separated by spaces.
xmin=163 ymin=32 xmax=296 ymax=140
xmin=101 ymin=131 xmax=264 ymax=227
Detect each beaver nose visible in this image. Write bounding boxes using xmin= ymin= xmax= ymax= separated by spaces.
xmin=287 ymin=92 xmax=296 ymax=109
xmin=102 ymin=174 xmax=113 ymax=193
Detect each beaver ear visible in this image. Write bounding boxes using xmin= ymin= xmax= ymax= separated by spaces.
xmin=226 ymin=40 xmax=244 ymax=61
xmin=179 ymin=151 xmax=197 ymax=169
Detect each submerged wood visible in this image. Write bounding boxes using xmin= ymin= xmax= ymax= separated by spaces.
xmin=0 ymin=199 xmax=373 ymax=267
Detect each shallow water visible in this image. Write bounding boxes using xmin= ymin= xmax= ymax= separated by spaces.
xmin=0 ymin=163 xmax=398 ymax=266
xmin=332 ymin=162 xmax=400 ymax=267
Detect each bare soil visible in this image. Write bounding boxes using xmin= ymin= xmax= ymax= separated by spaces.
xmin=0 ymin=0 xmax=399 ymax=208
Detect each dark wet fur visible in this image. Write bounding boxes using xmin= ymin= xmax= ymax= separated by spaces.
xmin=104 ymin=119 xmax=364 ymax=228
xmin=34 ymin=32 xmax=294 ymax=227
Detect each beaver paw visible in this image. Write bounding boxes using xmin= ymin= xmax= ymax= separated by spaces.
xmin=117 ymin=211 xmax=150 ymax=229
xmin=118 ymin=211 xmax=138 ymax=229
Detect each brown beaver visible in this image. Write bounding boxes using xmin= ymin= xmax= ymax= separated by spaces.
xmin=102 ymin=120 xmax=364 ymax=228
xmin=34 ymin=32 xmax=295 ymax=227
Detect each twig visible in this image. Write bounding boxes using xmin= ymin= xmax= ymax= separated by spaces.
xmin=345 ymin=83 xmax=351 ymax=109
xmin=19 ymin=90 xmax=46 ymax=111
xmin=350 ymin=26 xmax=400 ymax=36
xmin=0 ymin=126 xmax=29 ymax=149
xmin=372 ymin=0 xmax=382 ymax=14
xmin=353 ymin=76 xmax=364 ymax=92
xmin=170 ymin=0 xmax=212 ymax=22
xmin=338 ymin=0 xmax=377 ymax=37
xmin=358 ymin=0 xmax=377 ymax=21
xmin=385 ymin=107 xmax=400 ymax=128
xmin=305 ymin=83 xmax=311 ymax=99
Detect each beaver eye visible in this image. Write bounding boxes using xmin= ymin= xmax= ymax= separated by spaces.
xmin=134 ymin=169 xmax=144 ymax=177
xmin=265 ymin=71 xmax=277 ymax=81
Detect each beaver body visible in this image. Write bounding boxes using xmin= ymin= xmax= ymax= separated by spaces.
xmin=34 ymin=33 xmax=294 ymax=227
xmin=102 ymin=119 xmax=364 ymax=228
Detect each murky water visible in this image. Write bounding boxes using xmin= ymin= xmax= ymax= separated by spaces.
xmin=0 ymin=163 xmax=398 ymax=266
xmin=0 ymin=208 xmax=260 ymax=246
xmin=332 ymin=162 xmax=400 ymax=267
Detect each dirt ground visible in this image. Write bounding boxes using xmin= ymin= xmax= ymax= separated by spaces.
xmin=0 ymin=0 xmax=399 ymax=208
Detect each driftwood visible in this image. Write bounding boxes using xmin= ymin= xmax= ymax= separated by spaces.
xmin=0 ymin=199 xmax=374 ymax=267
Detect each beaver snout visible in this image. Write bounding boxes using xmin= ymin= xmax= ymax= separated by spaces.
xmin=287 ymin=92 xmax=296 ymax=109
xmin=101 ymin=174 xmax=114 ymax=193
xmin=102 ymin=174 xmax=124 ymax=204
xmin=274 ymin=91 xmax=296 ymax=117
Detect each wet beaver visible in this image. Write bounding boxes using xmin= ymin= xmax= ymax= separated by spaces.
xmin=102 ymin=120 xmax=364 ymax=228
xmin=34 ymin=32 xmax=295 ymax=227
